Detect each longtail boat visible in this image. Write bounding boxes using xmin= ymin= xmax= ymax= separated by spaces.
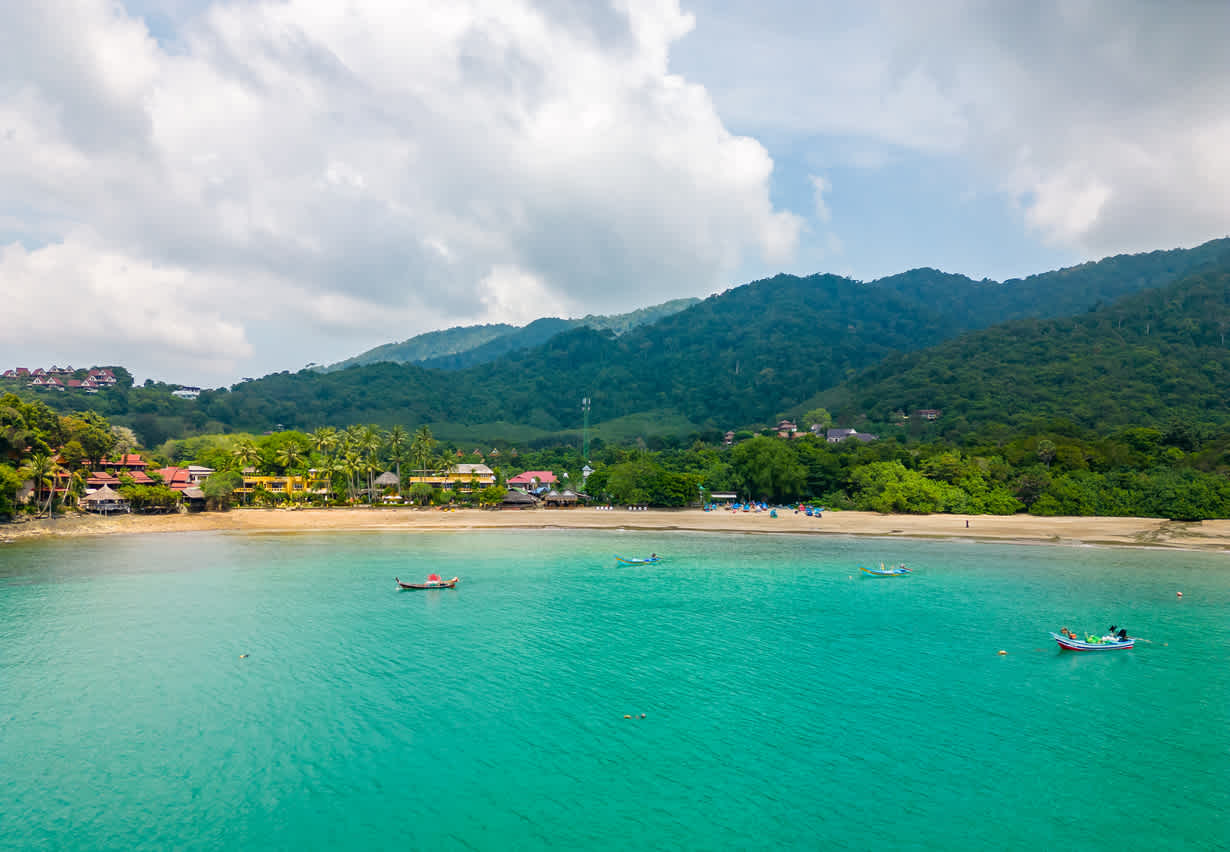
xmin=1050 ymin=631 xmax=1134 ymax=651
xmin=859 ymin=564 xmax=911 ymax=577
xmin=615 ymin=554 xmax=661 ymax=565
xmin=396 ymin=574 xmax=459 ymax=590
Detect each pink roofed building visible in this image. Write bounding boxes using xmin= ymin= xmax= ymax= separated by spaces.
xmin=506 ymin=471 xmax=558 ymax=491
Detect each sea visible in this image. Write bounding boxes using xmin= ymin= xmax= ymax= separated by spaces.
xmin=2 ymin=529 xmax=1227 ymax=851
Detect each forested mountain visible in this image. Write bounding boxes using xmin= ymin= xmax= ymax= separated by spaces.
xmin=814 ymin=260 xmax=1230 ymax=434
xmin=321 ymin=324 xmax=517 ymax=372
xmin=323 ymin=297 xmax=700 ymax=372
xmin=197 ymin=238 xmax=1230 ymax=437
xmin=11 ymin=238 xmax=1228 ymax=447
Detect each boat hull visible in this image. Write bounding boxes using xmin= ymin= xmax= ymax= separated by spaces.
xmin=396 ymin=577 xmax=458 ymax=590
xmin=615 ymin=556 xmax=661 ymax=565
xmin=859 ymin=566 xmax=910 ymax=577
xmin=1049 ymin=632 xmax=1133 ymax=651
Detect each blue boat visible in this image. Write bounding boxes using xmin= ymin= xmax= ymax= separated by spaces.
xmin=615 ymin=554 xmax=661 ymax=565
xmin=859 ymin=564 xmax=911 ymax=577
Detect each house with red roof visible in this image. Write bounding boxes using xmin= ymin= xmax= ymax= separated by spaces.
xmin=506 ymin=471 xmax=558 ymax=492
xmin=101 ymin=454 xmax=149 ymax=472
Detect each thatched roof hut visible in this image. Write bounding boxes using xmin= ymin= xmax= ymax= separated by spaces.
xmin=80 ymin=485 xmax=130 ymax=514
xmin=499 ymin=490 xmax=538 ymax=509
xmin=374 ymin=471 xmax=400 ymax=487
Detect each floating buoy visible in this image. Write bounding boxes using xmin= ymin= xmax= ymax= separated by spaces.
xmin=239 ymin=654 xmax=249 ymax=659
xmin=997 ymin=650 xmax=1007 ymax=655
xmin=623 ymin=714 xmax=631 ymax=719
xmin=640 ymin=713 xmax=646 ymax=719
xmin=1176 ymin=591 xmax=1183 ymax=597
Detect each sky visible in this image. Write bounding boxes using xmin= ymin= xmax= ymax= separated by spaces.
xmin=2 ymin=0 xmax=1227 ymax=387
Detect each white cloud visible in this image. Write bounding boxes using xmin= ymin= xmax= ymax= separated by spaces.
xmin=0 ymin=233 xmax=252 ymax=375
xmin=0 ymin=0 xmax=800 ymax=383
xmin=675 ymin=0 xmax=1230 ymax=257
xmin=810 ymin=174 xmax=832 ymax=223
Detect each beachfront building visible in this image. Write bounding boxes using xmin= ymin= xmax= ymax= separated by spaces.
xmin=80 ymin=485 xmax=130 ymax=514
xmin=506 ymin=470 xmax=558 ymax=493
xmin=402 ymin=463 xmax=496 ymax=494
xmin=233 ymin=473 xmax=330 ymax=501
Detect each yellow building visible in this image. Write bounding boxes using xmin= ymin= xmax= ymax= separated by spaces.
xmin=403 ymin=463 xmax=495 ymax=493
xmin=234 ymin=473 xmax=330 ymax=499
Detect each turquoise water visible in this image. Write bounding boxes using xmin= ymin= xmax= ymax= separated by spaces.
xmin=2 ymin=530 xmax=1228 ymax=850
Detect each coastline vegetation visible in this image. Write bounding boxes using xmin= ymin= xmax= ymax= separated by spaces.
xmin=6 ymin=389 xmax=1230 ymax=521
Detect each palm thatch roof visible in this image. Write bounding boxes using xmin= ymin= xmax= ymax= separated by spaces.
xmin=374 ymin=471 xmax=400 ymax=486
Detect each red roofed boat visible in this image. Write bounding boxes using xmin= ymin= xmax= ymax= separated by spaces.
xmin=396 ymin=574 xmax=458 ymax=590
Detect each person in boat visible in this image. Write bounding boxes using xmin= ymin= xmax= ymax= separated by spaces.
xmin=650 ymin=553 xmax=657 ymax=560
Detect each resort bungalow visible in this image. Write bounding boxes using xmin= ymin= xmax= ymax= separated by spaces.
xmin=80 ymin=485 xmax=130 ymax=514
xmin=402 ymin=464 xmax=496 ymax=494
xmin=506 ymin=471 xmax=558 ymax=493
xmin=499 ymin=490 xmax=539 ymax=509
xmin=542 ymin=489 xmax=582 ymax=508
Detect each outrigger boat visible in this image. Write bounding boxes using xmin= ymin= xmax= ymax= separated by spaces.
xmin=615 ymin=554 xmax=661 ymax=565
xmin=1050 ymin=629 xmax=1134 ymax=651
xmin=396 ymin=574 xmax=459 ymax=590
xmin=859 ymin=563 xmax=911 ymax=577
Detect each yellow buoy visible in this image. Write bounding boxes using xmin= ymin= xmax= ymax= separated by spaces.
xmin=624 ymin=714 xmax=631 ymax=719
xmin=997 ymin=650 xmax=1007 ymax=655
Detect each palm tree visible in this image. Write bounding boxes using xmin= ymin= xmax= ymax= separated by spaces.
xmin=19 ymin=453 xmax=54 ymax=515
xmin=231 ymin=439 xmax=261 ymax=470
xmin=275 ymin=442 xmax=305 ymax=475
xmin=360 ymin=426 xmax=384 ymax=501
xmin=311 ymin=426 xmax=338 ymax=458
xmin=387 ymin=425 xmax=408 ymax=495
xmin=411 ymin=425 xmax=436 ymax=474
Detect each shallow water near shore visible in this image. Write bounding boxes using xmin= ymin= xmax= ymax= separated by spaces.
xmin=2 ymin=530 xmax=1228 ymax=850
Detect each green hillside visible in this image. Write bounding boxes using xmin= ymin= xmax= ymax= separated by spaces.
xmin=325 ymin=297 xmax=700 ymax=372
xmin=321 ymin=323 xmax=516 ymax=372
xmin=815 ymin=259 xmax=1230 ymax=434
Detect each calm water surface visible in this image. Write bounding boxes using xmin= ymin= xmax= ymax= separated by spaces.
xmin=2 ymin=530 xmax=1228 ymax=850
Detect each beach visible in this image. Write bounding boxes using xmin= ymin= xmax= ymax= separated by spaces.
xmin=5 ymin=506 xmax=1230 ymax=551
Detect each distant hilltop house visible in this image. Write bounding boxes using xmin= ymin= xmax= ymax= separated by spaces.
xmin=824 ymin=427 xmax=878 ymax=444
xmin=914 ymin=409 xmax=942 ymax=420
xmin=3 ymin=365 xmax=116 ymax=394
xmin=172 ymin=386 xmax=201 ymax=400
xmin=775 ymin=419 xmax=800 ymax=438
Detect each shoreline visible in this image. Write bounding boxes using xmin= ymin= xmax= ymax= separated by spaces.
xmin=5 ymin=507 xmax=1230 ymax=552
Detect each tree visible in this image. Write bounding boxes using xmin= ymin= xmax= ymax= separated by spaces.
xmin=202 ymin=470 xmax=243 ymax=510
xmin=275 ymin=442 xmax=306 ymax=476
xmin=801 ymin=408 xmax=832 ymax=431
xmin=231 ymin=439 xmax=261 ymax=470
xmin=387 ymin=425 xmax=408 ymax=495
xmin=411 ymin=425 xmax=437 ymax=473
xmin=19 ymin=452 xmax=55 ymax=514
xmin=730 ymin=436 xmax=806 ymax=503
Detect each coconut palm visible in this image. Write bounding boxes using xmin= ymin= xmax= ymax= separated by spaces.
xmin=275 ymin=442 xmax=306 ymax=475
xmin=310 ymin=426 xmax=338 ymax=457
xmin=19 ymin=453 xmax=54 ymax=514
xmin=387 ymin=425 xmax=408 ymax=495
xmin=411 ymin=425 xmax=436 ymax=474
xmin=231 ymin=439 xmax=261 ymax=470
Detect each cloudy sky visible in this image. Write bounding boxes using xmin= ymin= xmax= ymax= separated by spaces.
xmin=2 ymin=0 xmax=1227 ymax=386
